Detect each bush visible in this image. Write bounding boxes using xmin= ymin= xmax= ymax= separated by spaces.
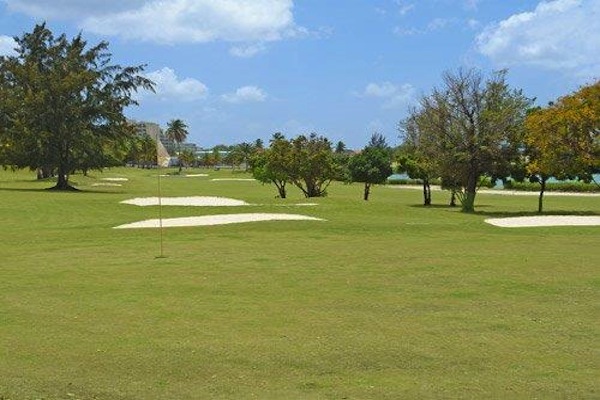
xmin=504 ymin=180 xmax=600 ymax=192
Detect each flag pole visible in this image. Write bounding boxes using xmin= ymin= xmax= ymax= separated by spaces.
xmin=156 ymin=134 xmax=166 ymax=258
xmin=157 ymin=168 xmax=165 ymax=258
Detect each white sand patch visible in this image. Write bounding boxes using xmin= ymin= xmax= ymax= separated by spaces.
xmin=120 ymin=196 xmax=250 ymax=207
xmin=114 ymin=213 xmax=325 ymax=229
xmin=388 ymin=185 xmax=600 ymax=197
xmin=92 ymin=183 xmax=122 ymax=187
xmin=211 ymin=178 xmax=256 ymax=182
xmin=102 ymin=177 xmax=128 ymax=182
xmin=485 ymin=215 xmax=600 ymax=228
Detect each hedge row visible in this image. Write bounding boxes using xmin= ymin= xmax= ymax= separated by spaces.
xmin=503 ymin=180 xmax=600 ymax=193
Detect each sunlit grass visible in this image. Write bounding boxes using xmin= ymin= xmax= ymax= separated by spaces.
xmin=1 ymin=167 xmax=598 ymax=399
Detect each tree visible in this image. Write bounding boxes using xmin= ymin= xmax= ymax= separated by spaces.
xmin=348 ymin=135 xmax=392 ymax=200
xmin=165 ymin=119 xmax=189 ymax=172
xmin=407 ymin=68 xmax=531 ymax=212
xmin=288 ymin=133 xmax=338 ymax=197
xmin=250 ymin=134 xmax=292 ymax=198
xmin=236 ymin=142 xmax=255 ymax=171
xmin=398 ymin=110 xmax=442 ymax=206
xmin=368 ymin=133 xmax=388 ymax=149
xmin=335 ymin=140 xmax=347 ymax=154
xmin=178 ymin=148 xmax=196 ymax=169
xmin=0 ymin=23 xmax=153 ymax=190
xmin=524 ymin=81 xmax=600 ymax=212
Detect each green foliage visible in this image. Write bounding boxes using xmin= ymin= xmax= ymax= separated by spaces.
xmin=250 ymin=133 xmax=292 ymax=198
xmin=165 ymin=119 xmax=189 ymax=172
xmin=403 ymin=68 xmax=532 ymax=212
xmin=288 ymin=133 xmax=338 ymax=198
xmin=178 ymin=148 xmax=196 ymax=168
xmin=250 ymin=133 xmax=339 ymax=198
xmin=348 ymin=141 xmax=392 ymax=200
xmin=0 ymin=23 xmax=154 ymax=189
xmin=524 ymin=81 xmax=600 ymax=211
xmin=504 ymin=179 xmax=600 ymax=193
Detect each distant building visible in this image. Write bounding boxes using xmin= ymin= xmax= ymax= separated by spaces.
xmin=128 ymin=120 xmax=174 ymax=167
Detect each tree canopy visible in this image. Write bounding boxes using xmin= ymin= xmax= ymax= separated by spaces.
xmin=250 ymin=133 xmax=338 ymax=198
xmin=0 ymin=23 xmax=154 ymax=189
xmin=165 ymin=118 xmax=189 ymax=172
xmin=250 ymin=133 xmax=292 ymax=198
xmin=524 ymin=80 xmax=600 ymax=212
xmin=348 ymin=134 xmax=392 ymax=201
xmin=402 ymin=68 xmax=531 ymax=212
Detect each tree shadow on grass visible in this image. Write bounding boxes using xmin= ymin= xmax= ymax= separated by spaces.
xmin=473 ymin=209 xmax=600 ymax=218
xmin=0 ymin=186 xmax=125 ymax=195
xmin=407 ymin=204 xmax=599 ymax=218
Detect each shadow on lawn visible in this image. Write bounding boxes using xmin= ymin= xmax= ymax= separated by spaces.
xmin=0 ymin=186 xmax=125 ymax=195
xmin=473 ymin=209 xmax=600 ymax=218
xmin=407 ymin=204 xmax=599 ymax=218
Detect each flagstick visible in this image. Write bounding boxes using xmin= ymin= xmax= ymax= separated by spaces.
xmin=156 ymin=144 xmax=166 ymax=259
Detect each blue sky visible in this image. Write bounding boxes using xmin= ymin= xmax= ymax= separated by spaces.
xmin=1 ymin=0 xmax=598 ymax=148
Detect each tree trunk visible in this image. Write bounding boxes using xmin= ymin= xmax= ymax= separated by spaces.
xmin=275 ymin=180 xmax=287 ymax=199
xmin=461 ymin=171 xmax=478 ymax=213
xmin=363 ymin=183 xmax=371 ymax=201
xmin=423 ymin=179 xmax=431 ymax=206
xmin=36 ymin=166 xmax=53 ymax=179
xmin=538 ymin=177 xmax=546 ymax=213
xmin=449 ymin=190 xmax=457 ymax=207
xmin=50 ymin=162 xmax=76 ymax=191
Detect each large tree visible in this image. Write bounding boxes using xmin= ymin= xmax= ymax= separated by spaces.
xmin=0 ymin=23 xmax=153 ymax=190
xmin=348 ymin=134 xmax=392 ymax=201
xmin=407 ymin=68 xmax=531 ymax=212
xmin=165 ymin=118 xmax=189 ymax=172
xmin=288 ymin=133 xmax=338 ymax=198
xmin=398 ymin=111 xmax=442 ymax=206
xmin=525 ymin=81 xmax=600 ymax=212
xmin=250 ymin=133 xmax=292 ymax=198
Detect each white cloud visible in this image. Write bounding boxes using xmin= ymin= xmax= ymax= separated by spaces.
xmin=395 ymin=1 xmax=415 ymax=15
xmin=427 ymin=18 xmax=450 ymax=31
xmin=4 ymin=0 xmax=301 ymax=45
xmin=394 ymin=17 xmax=458 ymax=37
xmin=463 ymin=0 xmax=480 ymax=10
xmin=144 ymin=67 xmax=208 ymax=101
xmin=364 ymin=82 xmax=399 ymax=98
xmin=221 ymin=86 xmax=267 ymax=104
xmin=0 ymin=35 xmax=17 ymax=56
xmin=229 ymin=43 xmax=268 ymax=58
xmin=362 ymin=82 xmax=415 ymax=109
xmin=477 ymin=0 xmax=600 ymax=78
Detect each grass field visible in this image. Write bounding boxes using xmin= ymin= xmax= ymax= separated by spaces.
xmin=1 ymin=167 xmax=599 ymax=399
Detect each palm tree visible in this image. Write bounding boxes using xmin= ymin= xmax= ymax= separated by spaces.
xmin=165 ymin=119 xmax=189 ymax=172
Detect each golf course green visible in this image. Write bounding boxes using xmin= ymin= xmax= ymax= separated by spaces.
xmin=1 ymin=167 xmax=598 ymax=399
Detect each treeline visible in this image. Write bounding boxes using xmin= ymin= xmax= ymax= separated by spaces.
xmin=396 ymin=69 xmax=599 ymax=213
xmin=1 ymin=25 xmax=598 ymax=211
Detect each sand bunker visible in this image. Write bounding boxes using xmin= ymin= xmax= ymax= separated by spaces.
xmin=159 ymin=174 xmax=209 ymax=177
xmin=114 ymin=213 xmax=324 ymax=229
xmin=120 ymin=196 xmax=250 ymax=207
xmin=92 ymin=183 xmax=122 ymax=187
xmin=102 ymin=177 xmax=129 ymax=182
xmin=485 ymin=215 xmax=600 ymax=228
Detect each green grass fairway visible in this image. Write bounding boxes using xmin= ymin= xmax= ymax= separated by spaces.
xmin=1 ymin=167 xmax=599 ymax=399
